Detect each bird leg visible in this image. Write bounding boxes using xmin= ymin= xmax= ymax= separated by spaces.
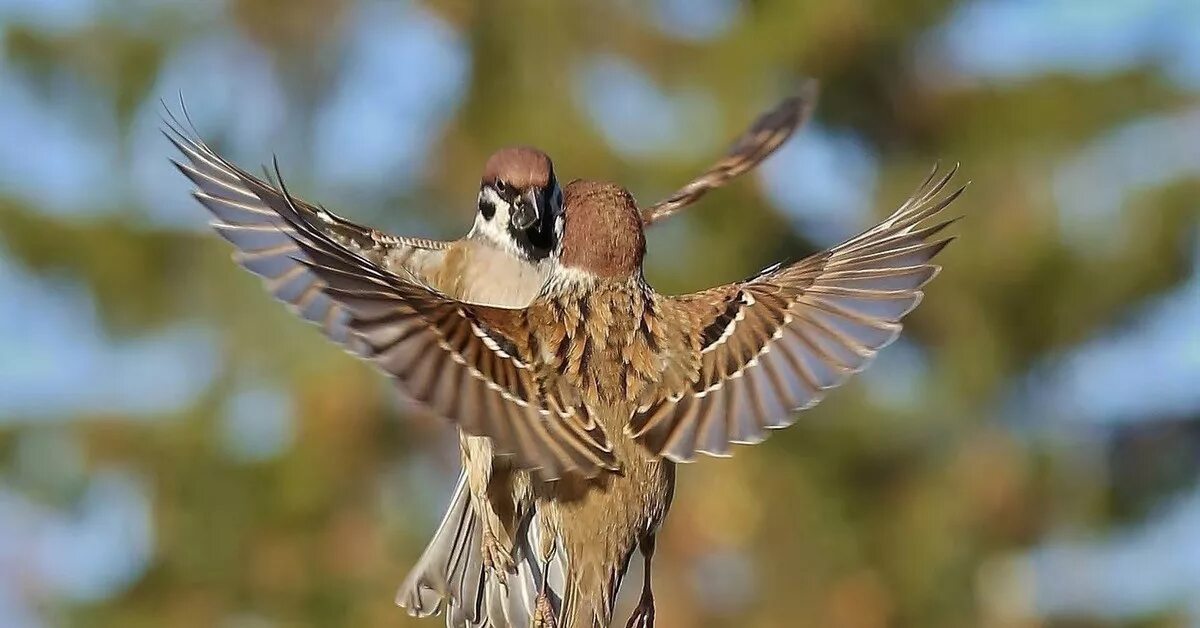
xmin=625 ymin=534 xmax=657 ymax=628
xmin=532 ymin=524 xmax=559 ymax=628
xmin=463 ymin=438 xmax=517 ymax=581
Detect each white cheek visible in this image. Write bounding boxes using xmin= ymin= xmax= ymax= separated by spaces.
xmin=479 ymin=187 xmax=512 ymax=224
xmin=471 ymin=187 xmax=519 ymax=252
xmin=494 ymin=203 xmax=512 ymax=226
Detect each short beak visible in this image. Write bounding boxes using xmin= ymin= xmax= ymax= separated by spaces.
xmin=510 ymin=189 xmax=541 ymax=231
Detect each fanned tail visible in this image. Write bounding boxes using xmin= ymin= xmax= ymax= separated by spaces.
xmin=396 ymin=472 xmax=485 ymax=624
xmin=502 ymin=511 xmax=567 ymax=625
xmin=479 ymin=505 xmax=568 ymax=627
xmin=397 ymin=474 xmax=570 ymax=627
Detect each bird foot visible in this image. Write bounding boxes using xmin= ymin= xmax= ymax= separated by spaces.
xmin=480 ymin=528 xmax=514 ymax=583
xmin=533 ymin=591 xmax=558 ymax=628
xmin=625 ymin=595 xmax=655 ymax=628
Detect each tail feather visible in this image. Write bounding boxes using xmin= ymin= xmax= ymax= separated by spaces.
xmin=562 ymin=580 xmax=612 ymax=628
xmin=560 ymin=544 xmax=637 ymax=628
xmin=501 ymin=567 xmax=534 ymax=626
xmin=397 ymin=473 xmax=572 ymax=626
xmin=446 ymin=571 xmax=486 ymax=627
xmin=396 ymin=472 xmax=484 ymax=622
xmin=503 ymin=511 xmax=563 ymax=625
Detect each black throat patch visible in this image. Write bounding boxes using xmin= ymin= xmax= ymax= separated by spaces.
xmin=507 ymin=175 xmax=557 ymax=261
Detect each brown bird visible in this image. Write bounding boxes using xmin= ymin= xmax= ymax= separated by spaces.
xmin=260 ymin=162 xmax=965 ymax=626
xmin=164 ymin=84 xmax=817 ymax=626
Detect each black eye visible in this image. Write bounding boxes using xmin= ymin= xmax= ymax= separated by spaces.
xmin=478 ymin=197 xmax=496 ymax=220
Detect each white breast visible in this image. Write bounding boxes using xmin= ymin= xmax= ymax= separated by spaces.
xmin=456 ymin=244 xmax=549 ymax=307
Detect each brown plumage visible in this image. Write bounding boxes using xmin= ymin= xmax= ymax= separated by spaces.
xmin=167 ymin=87 xmax=821 ymax=627
xmin=558 ymin=182 xmax=646 ymax=278
xmin=263 ymin=163 xmax=964 ymax=626
xmin=483 ymin=146 xmax=554 ymax=191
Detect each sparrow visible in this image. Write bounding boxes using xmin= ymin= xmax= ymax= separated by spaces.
xmin=164 ymin=83 xmax=818 ymax=627
xmin=256 ymin=161 xmax=965 ymax=627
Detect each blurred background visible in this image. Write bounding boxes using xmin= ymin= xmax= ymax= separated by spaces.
xmin=0 ymin=0 xmax=1198 ymax=626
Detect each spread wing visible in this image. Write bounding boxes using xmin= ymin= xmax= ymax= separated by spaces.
xmin=630 ymin=164 xmax=966 ymax=462
xmin=163 ymin=105 xmax=450 ymax=354
xmin=235 ymin=160 xmax=615 ymax=479
xmin=640 ymin=80 xmax=819 ymax=226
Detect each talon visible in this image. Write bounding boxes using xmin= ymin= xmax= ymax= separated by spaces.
xmin=625 ymin=601 xmax=654 ymax=628
xmin=481 ymin=528 xmax=515 ymax=583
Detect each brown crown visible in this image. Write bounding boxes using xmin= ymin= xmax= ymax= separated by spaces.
xmin=481 ymin=146 xmax=554 ymax=190
xmin=559 ymin=180 xmax=646 ymax=278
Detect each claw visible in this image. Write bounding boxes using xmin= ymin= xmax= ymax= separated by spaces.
xmin=533 ymin=591 xmax=558 ymax=628
xmin=624 ymin=596 xmax=655 ymax=628
xmin=481 ymin=528 xmax=515 ymax=584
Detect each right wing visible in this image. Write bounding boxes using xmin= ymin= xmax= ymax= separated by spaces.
xmin=163 ymin=107 xmax=450 ymax=353
xmin=640 ymin=80 xmax=819 ymax=226
xmin=631 ymin=164 xmax=966 ymax=462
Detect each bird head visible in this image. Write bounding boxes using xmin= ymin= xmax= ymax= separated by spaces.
xmin=553 ymin=180 xmax=646 ymax=282
xmin=474 ymin=146 xmax=561 ymax=261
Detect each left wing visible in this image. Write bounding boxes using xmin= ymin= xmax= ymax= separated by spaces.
xmin=163 ymin=106 xmax=450 ymax=354
xmin=238 ymin=160 xmax=616 ymax=480
xmin=629 ymin=164 xmax=966 ymax=462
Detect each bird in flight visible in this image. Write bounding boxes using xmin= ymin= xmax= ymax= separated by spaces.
xmin=166 ymin=83 xmax=819 ymax=627
xmin=242 ymin=162 xmax=965 ymax=626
